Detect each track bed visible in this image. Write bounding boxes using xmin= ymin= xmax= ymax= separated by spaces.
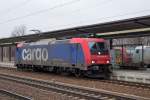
xmin=0 ymin=67 xmax=150 ymax=99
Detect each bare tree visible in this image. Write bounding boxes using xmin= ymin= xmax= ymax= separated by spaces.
xmin=11 ymin=25 xmax=27 ymax=37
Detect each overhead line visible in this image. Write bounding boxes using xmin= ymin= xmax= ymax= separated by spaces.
xmin=0 ymin=0 xmax=81 ymax=25
xmin=0 ymin=0 xmax=32 ymax=15
xmin=67 ymin=0 xmax=114 ymax=15
xmin=0 ymin=0 xmax=150 ymax=27
xmin=48 ymin=8 xmax=150 ymax=29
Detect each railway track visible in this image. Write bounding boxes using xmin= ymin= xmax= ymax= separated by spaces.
xmin=0 ymin=89 xmax=31 ymax=100
xmin=102 ymin=79 xmax=150 ymax=90
xmin=1 ymin=67 xmax=150 ymax=90
xmin=0 ymin=73 xmax=149 ymax=100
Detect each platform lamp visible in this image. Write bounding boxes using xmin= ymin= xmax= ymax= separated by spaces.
xmin=30 ymin=29 xmax=41 ymax=34
xmin=29 ymin=29 xmax=42 ymax=42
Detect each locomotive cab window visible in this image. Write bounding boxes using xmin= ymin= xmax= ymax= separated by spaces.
xmin=88 ymin=42 xmax=108 ymax=55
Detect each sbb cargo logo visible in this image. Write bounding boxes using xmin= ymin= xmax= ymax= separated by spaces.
xmin=22 ymin=48 xmax=48 ymax=61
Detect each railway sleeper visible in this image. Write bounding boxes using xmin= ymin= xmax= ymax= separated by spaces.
xmin=0 ymin=73 xmax=149 ymax=100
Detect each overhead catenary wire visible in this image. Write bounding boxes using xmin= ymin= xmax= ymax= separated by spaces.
xmin=0 ymin=0 xmax=81 ymax=25
xmin=0 ymin=0 xmax=32 ymax=15
xmin=0 ymin=0 xmax=149 ymax=26
xmin=64 ymin=0 xmax=114 ymax=16
xmin=46 ymin=8 xmax=150 ymax=30
xmin=77 ymin=8 xmax=150 ymax=25
xmin=0 ymin=0 xmax=112 ymax=25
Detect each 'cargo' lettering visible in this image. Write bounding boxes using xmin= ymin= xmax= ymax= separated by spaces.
xmin=22 ymin=48 xmax=48 ymax=61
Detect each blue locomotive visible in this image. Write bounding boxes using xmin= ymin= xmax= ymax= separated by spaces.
xmin=16 ymin=38 xmax=112 ymax=78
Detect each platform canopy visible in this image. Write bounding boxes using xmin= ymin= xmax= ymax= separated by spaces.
xmin=97 ymin=27 xmax=150 ymax=39
xmin=0 ymin=15 xmax=150 ymax=44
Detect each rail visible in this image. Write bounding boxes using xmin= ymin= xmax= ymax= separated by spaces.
xmin=0 ymin=89 xmax=32 ymax=100
xmin=102 ymin=79 xmax=150 ymax=90
xmin=0 ymin=73 xmax=149 ymax=100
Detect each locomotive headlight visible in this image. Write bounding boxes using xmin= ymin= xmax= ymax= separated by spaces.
xmin=92 ymin=60 xmax=95 ymax=64
xmin=98 ymin=52 xmax=101 ymax=55
xmin=106 ymin=60 xmax=110 ymax=64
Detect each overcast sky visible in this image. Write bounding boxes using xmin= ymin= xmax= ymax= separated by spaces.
xmin=0 ymin=0 xmax=150 ymax=38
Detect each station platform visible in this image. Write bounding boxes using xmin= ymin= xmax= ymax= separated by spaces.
xmin=0 ymin=62 xmax=15 ymax=68
xmin=112 ymin=69 xmax=150 ymax=84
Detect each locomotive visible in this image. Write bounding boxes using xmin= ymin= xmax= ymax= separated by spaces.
xmin=112 ymin=46 xmax=150 ymax=69
xmin=132 ymin=46 xmax=150 ymax=68
xmin=15 ymin=38 xmax=112 ymax=78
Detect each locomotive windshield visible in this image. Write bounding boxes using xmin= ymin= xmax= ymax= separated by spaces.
xmin=88 ymin=42 xmax=108 ymax=55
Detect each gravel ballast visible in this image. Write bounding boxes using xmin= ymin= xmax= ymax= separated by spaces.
xmin=0 ymin=68 xmax=150 ymax=98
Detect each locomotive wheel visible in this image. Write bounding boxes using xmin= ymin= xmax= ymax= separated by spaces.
xmin=17 ymin=65 xmax=23 ymax=71
xmin=17 ymin=66 xmax=21 ymax=71
xmin=74 ymin=69 xmax=82 ymax=77
xmin=55 ymin=67 xmax=61 ymax=74
xmin=33 ymin=67 xmax=39 ymax=72
xmin=104 ymin=73 xmax=111 ymax=80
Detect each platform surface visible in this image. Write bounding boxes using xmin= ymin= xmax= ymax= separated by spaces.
xmin=0 ymin=62 xmax=15 ymax=68
xmin=112 ymin=69 xmax=150 ymax=84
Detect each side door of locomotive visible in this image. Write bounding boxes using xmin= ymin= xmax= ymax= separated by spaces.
xmin=16 ymin=47 xmax=21 ymax=64
xmin=71 ymin=44 xmax=78 ymax=67
xmin=71 ymin=43 xmax=84 ymax=68
xmin=16 ymin=46 xmax=26 ymax=65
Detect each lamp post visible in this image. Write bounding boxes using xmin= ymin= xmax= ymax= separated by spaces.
xmin=29 ymin=29 xmax=42 ymax=42
xmin=30 ymin=29 xmax=41 ymax=34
